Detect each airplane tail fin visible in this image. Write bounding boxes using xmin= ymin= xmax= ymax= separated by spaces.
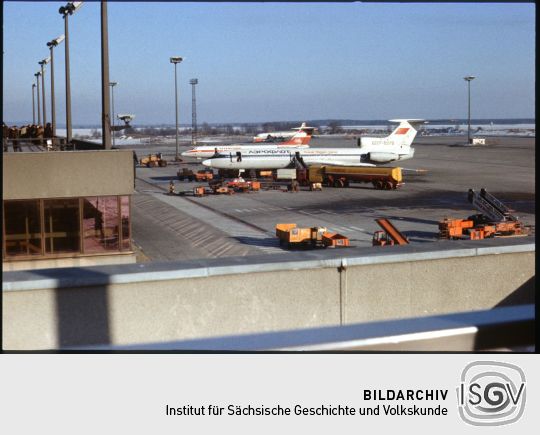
xmin=281 ymin=123 xmax=316 ymax=146
xmin=387 ymin=119 xmax=426 ymax=147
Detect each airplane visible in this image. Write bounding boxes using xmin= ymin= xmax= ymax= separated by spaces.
xmin=253 ymin=122 xmax=313 ymax=143
xmin=181 ymin=123 xmax=316 ymax=159
xmin=202 ymin=119 xmax=425 ymax=170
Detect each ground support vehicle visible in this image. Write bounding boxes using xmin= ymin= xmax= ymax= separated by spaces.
xmin=275 ymin=223 xmax=349 ymax=249
xmin=438 ymin=188 xmax=529 ymax=240
xmin=192 ymin=186 xmax=207 ymax=197
xmin=438 ymin=218 xmax=474 ymax=239
xmin=298 ymin=166 xmax=403 ymax=189
xmin=321 ymin=233 xmax=350 ymax=248
xmin=178 ymin=168 xmax=195 ymax=181
xmin=140 ymin=153 xmax=167 ymax=167
xmin=213 ymin=186 xmax=234 ymax=195
xmin=372 ymin=218 xmax=409 ymax=246
xmin=178 ymin=168 xmax=214 ymax=182
xmin=195 ymin=170 xmax=214 ymax=182
xmin=226 ymin=179 xmax=260 ymax=192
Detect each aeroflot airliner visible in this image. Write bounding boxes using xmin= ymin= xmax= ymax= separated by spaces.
xmin=181 ymin=123 xmax=316 ymax=159
xmin=202 ymin=119 xmax=425 ymax=169
xmin=252 ymin=122 xmax=313 ymax=142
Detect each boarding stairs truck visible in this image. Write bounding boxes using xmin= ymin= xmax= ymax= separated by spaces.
xmin=439 ymin=189 xmax=527 ymax=240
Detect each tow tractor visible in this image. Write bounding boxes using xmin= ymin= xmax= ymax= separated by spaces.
xmin=276 ymin=224 xmax=350 ymax=249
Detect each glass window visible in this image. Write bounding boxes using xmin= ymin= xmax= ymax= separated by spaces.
xmin=120 ymin=196 xmax=131 ymax=251
xmin=82 ymin=196 xmax=119 ymax=253
xmin=44 ymin=198 xmax=81 ymax=254
xmin=4 ymin=200 xmax=42 ymax=257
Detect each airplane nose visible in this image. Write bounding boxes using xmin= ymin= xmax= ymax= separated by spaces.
xmin=202 ymin=159 xmax=212 ymax=167
xmin=180 ymin=150 xmax=190 ymax=157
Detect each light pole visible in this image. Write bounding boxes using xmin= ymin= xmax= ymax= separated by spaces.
xmin=109 ymin=81 xmax=117 ymax=147
xmin=32 ymin=83 xmax=36 ymax=124
xmin=464 ymin=75 xmax=475 ymax=144
xmin=101 ymin=1 xmax=112 ymax=149
xmin=59 ymin=2 xmax=83 ymax=145
xmin=39 ymin=57 xmax=50 ymax=127
xmin=190 ymin=78 xmax=198 ymax=146
xmin=170 ymin=56 xmax=183 ymax=161
xmin=35 ymin=72 xmax=41 ymax=125
xmin=47 ymin=35 xmax=65 ymax=145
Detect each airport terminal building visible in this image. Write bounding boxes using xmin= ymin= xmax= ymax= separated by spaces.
xmin=2 ymin=150 xmax=136 ymax=271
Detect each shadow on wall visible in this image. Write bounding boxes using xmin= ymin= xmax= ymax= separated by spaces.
xmin=28 ymin=267 xmax=112 ymax=347
xmin=493 ymin=276 xmax=535 ymax=308
xmin=472 ymin=276 xmax=536 ymax=350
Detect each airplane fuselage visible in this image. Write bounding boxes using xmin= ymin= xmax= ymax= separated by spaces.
xmin=202 ymin=145 xmax=414 ymax=169
xmin=181 ymin=143 xmax=309 ymax=159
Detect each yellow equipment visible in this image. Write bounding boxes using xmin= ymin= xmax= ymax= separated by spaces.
xmin=140 ymin=153 xmax=167 ymax=167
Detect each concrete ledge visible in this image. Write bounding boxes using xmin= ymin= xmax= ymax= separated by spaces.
xmin=3 ymin=238 xmax=534 ymax=292
xmin=3 ymin=238 xmax=534 ymax=349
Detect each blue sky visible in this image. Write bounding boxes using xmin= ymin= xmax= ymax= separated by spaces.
xmin=2 ymin=1 xmax=535 ymax=125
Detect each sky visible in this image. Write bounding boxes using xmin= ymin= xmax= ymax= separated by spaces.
xmin=2 ymin=1 xmax=536 ymax=125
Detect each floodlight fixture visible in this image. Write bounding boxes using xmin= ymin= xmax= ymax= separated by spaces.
xmin=59 ymin=1 xmax=83 ymax=15
xmin=463 ymin=75 xmax=476 ymax=82
xmin=47 ymin=34 xmax=65 ymax=47
xmin=39 ymin=57 xmax=51 ymax=66
xmin=170 ymin=56 xmax=183 ymax=64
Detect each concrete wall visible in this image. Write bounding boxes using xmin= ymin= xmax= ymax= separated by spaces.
xmin=3 ymin=150 xmax=134 ymax=200
xmin=2 ymin=239 xmax=535 ymax=350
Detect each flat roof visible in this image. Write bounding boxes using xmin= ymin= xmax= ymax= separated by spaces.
xmin=3 ymin=150 xmax=134 ymax=200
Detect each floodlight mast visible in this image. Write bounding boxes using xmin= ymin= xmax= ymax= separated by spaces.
xmin=35 ymin=72 xmax=41 ymax=125
xmin=109 ymin=81 xmax=118 ymax=147
xmin=100 ymin=1 xmax=113 ymax=149
xmin=47 ymin=35 xmax=65 ymax=145
xmin=59 ymin=2 xmax=83 ymax=145
xmin=190 ymin=78 xmax=198 ymax=146
xmin=463 ymin=76 xmax=476 ymax=144
xmin=39 ymin=58 xmax=51 ymax=127
xmin=32 ymin=83 xmax=37 ymax=124
xmin=170 ymin=56 xmax=184 ymax=161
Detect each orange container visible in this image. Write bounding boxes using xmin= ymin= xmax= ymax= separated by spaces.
xmin=322 ymin=233 xmax=350 ymax=247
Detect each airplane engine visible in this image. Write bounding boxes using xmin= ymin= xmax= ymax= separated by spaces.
xmin=367 ymin=152 xmax=399 ymax=163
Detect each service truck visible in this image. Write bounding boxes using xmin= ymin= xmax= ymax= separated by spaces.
xmin=298 ymin=166 xmax=403 ymax=190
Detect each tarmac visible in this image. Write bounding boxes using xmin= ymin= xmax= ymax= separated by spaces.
xmin=130 ymin=135 xmax=535 ymax=262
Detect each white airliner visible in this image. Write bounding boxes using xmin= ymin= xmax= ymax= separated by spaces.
xmin=181 ymin=123 xmax=316 ymax=159
xmin=202 ymin=119 xmax=425 ymax=169
xmin=252 ymin=122 xmax=313 ymax=143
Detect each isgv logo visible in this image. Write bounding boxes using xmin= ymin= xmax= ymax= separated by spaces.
xmin=457 ymin=361 xmax=526 ymax=426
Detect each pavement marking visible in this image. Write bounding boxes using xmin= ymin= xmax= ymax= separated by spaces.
xmin=149 ymin=192 xmax=283 ymax=254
